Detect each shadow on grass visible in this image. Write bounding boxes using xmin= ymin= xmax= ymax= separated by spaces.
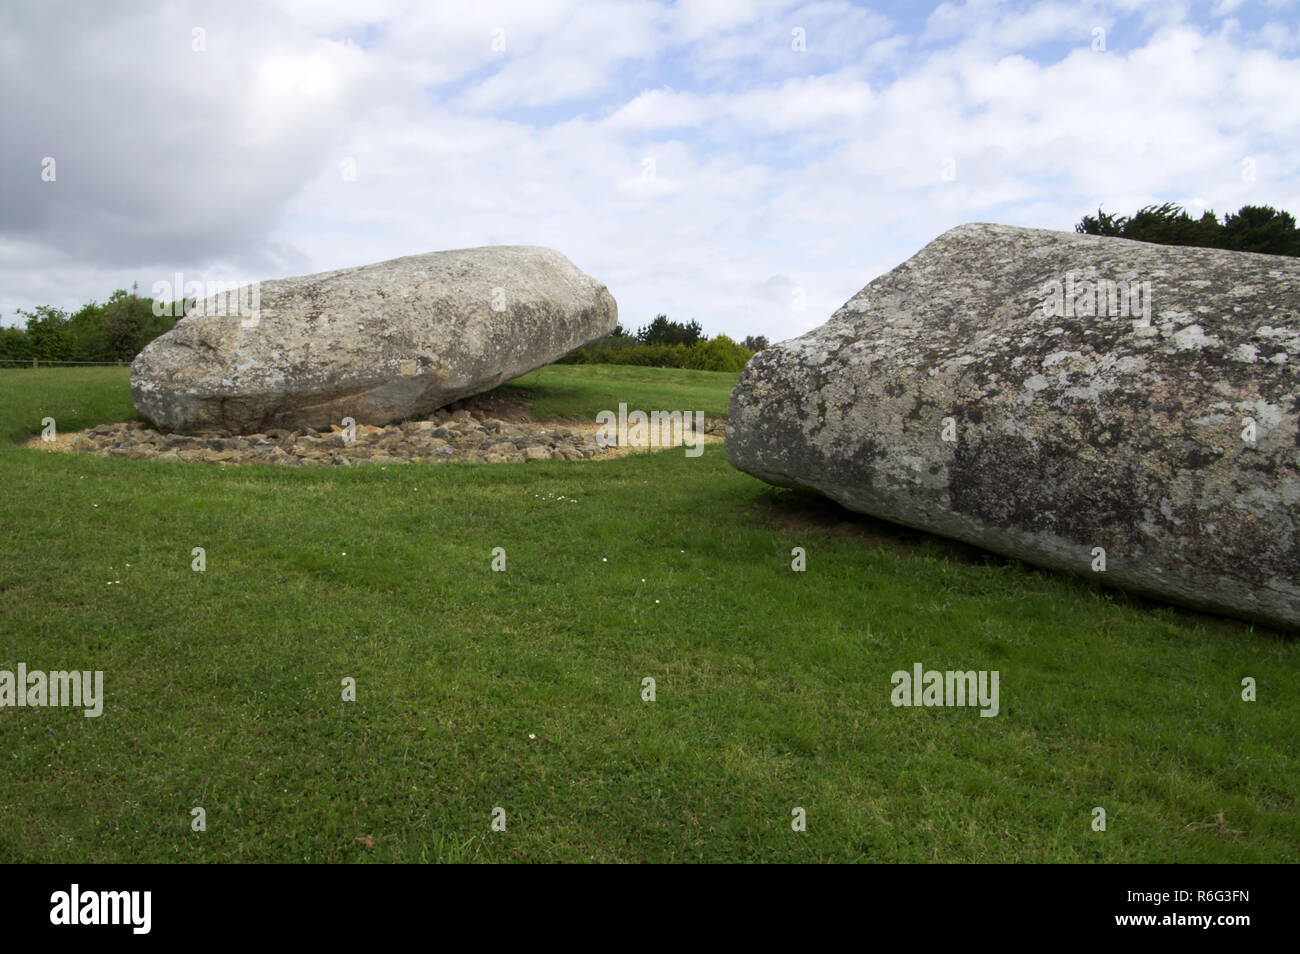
xmin=755 ymin=485 xmax=988 ymax=562
xmin=755 ymin=485 xmax=1288 ymax=641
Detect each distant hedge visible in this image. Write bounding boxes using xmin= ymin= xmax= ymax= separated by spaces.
xmin=559 ymin=334 xmax=755 ymax=373
xmin=1 ymin=288 xmax=183 ymax=363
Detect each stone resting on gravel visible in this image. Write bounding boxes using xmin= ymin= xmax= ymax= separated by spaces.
xmin=726 ymin=223 xmax=1300 ymax=631
xmin=131 ymin=246 xmax=616 ymax=434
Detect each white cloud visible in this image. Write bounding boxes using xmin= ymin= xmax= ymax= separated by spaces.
xmin=1 ymin=0 xmax=1298 ymax=347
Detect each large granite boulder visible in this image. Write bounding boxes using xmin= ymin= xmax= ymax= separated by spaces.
xmin=727 ymin=223 xmax=1300 ymax=630
xmin=131 ymin=246 xmax=616 ymax=434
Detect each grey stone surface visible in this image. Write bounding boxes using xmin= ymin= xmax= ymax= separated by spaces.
xmin=727 ymin=223 xmax=1300 ymax=630
xmin=49 ymin=409 xmax=610 ymax=465
xmin=131 ymin=246 xmax=616 ymax=433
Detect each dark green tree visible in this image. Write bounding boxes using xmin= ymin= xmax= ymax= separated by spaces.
xmin=18 ymin=305 xmax=73 ymax=360
xmin=1076 ymin=202 xmax=1299 ymax=257
xmin=0 ymin=325 xmax=32 ymax=361
xmin=636 ymin=314 xmax=705 ymax=346
xmin=6 ymin=285 xmax=178 ymax=363
xmin=1221 ymin=205 xmax=1300 ymax=256
xmin=99 ymin=287 xmax=172 ymax=361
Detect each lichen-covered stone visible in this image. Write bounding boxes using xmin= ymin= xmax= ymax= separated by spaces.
xmin=131 ymin=246 xmax=616 ymax=434
xmin=727 ymin=223 xmax=1300 ymax=630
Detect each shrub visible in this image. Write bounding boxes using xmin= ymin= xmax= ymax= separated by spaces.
xmin=3 ymin=287 xmax=180 ymax=363
xmin=1076 ymin=202 xmax=1300 ymax=257
xmin=681 ymin=335 xmax=752 ymax=372
xmin=559 ymin=334 xmax=754 ymax=371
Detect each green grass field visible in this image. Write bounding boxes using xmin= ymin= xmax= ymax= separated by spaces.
xmin=0 ymin=365 xmax=1296 ymax=863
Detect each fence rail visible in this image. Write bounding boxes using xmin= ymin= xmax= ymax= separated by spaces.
xmin=0 ymin=359 xmax=128 ymax=367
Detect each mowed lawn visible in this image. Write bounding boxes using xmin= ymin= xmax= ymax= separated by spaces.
xmin=0 ymin=365 xmax=1296 ymax=863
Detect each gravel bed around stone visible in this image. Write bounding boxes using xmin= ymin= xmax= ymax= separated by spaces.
xmin=30 ymin=404 xmax=727 ymax=467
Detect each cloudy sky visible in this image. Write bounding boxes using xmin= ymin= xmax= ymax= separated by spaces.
xmin=2 ymin=0 xmax=1298 ymax=341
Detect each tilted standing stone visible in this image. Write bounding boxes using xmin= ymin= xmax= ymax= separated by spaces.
xmin=131 ymin=246 xmax=616 ymax=434
xmin=727 ymin=223 xmax=1300 ymax=630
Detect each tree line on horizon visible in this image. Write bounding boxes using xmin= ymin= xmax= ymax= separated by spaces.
xmin=557 ymin=314 xmax=768 ymax=373
xmin=0 ymin=284 xmax=182 ymax=364
xmin=1075 ymin=202 xmax=1300 ymax=256
xmin=5 ymin=201 xmax=1292 ymax=366
xmin=0 ymin=288 xmax=769 ymax=373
